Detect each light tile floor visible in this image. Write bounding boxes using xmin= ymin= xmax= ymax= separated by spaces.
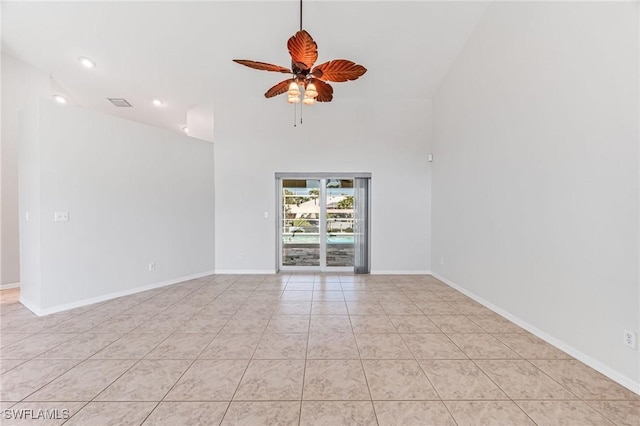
xmin=0 ymin=274 xmax=638 ymax=425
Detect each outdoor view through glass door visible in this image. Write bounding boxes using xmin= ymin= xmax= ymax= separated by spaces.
xmin=280 ymin=178 xmax=356 ymax=270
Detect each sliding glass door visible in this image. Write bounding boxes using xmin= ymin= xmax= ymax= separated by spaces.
xmin=278 ymin=175 xmax=369 ymax=272
xmin=281 ymin=179 xmax=322 ymax=268
xmin=325 ymin=179 xmax=355 ymax=267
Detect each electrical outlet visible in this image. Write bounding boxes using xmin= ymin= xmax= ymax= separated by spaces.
xmin=54 ymin=211 xmax=69 ymax=222
xmin=238 ymin=253 xmax=245 ymax=261
xmin=623 ymin=330 xmax=637 ymax=349
xmin=148 ymin=262 xmax=157 ymax=272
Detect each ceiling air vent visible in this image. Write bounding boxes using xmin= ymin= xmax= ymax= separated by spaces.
xmin=107 ymin=98 xmax=132 ymax=107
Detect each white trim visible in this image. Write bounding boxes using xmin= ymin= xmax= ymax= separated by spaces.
xmin=278 ymin=267 xmax=354 ymax=273
xmin=279 ymin=266 xmax=322 ymax=272
xmin=16 ymin=297 xmax=42 ymax=316
xmin=431 ymin=272 xmax=640 ymax=395
xmin=19 ymin=271 xmax=214 ymax=317
xmin=276 ymin=175 xmax=369 ymax=273
xmin=214 ymin=269 xmax=276 ymax=275
xmin=0 ymin=282 xmax=20 ymax=290
xmin=371 ymin=270 xmax=432 ymax=275
xmin=325 ymin=267 xmax=354 ymax=273
xmin=275 ymin=172 xmax=372 ymax=179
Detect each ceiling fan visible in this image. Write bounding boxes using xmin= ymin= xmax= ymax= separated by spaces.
xmin=232 ymin=0 xmax=367 ymax=105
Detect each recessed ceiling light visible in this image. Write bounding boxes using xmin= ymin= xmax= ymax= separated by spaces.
xmin=78 ymin=57 xmax=96 ymax=69
xmin=52 ymin=94 xmax=67 ymax=104
xmin=181 ymin=126 xmax=189 ymax=134
xmin=153 ymin=98 xmax=164 ymax=107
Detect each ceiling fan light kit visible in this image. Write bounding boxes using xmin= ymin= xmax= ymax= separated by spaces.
xmin=233 ymin=30 xmax=366 ymax=104
xmin=288 ymin=94 xmax=301 ymax=104
xmin=288 ymin=82 xmax=301 ymax=96
xmin=233 ymin=0 xmax=366 ymax=123
xmin=305 ymin=82 xmax=318 ymax=98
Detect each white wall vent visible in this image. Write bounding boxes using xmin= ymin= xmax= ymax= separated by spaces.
xmin=107 ymin=98 xmax=132 ymax=107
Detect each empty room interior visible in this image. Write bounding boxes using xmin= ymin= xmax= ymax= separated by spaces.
xmin=0 ymin=1 xmax=638 ymax=425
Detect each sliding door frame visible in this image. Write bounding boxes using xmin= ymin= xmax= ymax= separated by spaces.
xmin=275 ymin=172 xmax=371 ymax=273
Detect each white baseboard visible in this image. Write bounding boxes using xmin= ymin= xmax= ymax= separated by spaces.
xmin=19 ymin=270 xmax=214 ymax=317
xmin=214 ymin=270 xmax=276 ymax=275
xmin=430 ymin=272 xmax=640 ymax=396
xmin=0 ymin=282 xmax=20 ymax=290
xmin=16 ymin=297 xmax=42 ymax=316
xmin=212 ymin=270 xmax=432 ymax=276
xmin=370 ymin=270 xmax=432 ymax=275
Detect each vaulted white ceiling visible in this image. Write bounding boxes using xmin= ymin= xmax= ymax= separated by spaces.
xmin=1 ymin=1 xmax=488 ymax=134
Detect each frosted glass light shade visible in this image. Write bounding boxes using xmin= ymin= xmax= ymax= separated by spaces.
xmin=304 ymin=82 xmax=318 ymax=98
xmin=287 ymin=82 xmax=301 ymax=96
xmin=287 ymin=94 xmax=301 ymax=104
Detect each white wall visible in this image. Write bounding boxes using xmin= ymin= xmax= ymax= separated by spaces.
xmin=1 ymin=53 xmax=50 ymax=287
xmin=214 ymin=97 xmax=431 ymax=273
xmin=187 ymin=103 xmax=214 ymax=143
xmin=431 ymin=2 xmax=639 ymax=390
xmin=19 ymin=98 xmax=215 ymax=314
xmin=17 ymin=98 xmax=43 ymax=306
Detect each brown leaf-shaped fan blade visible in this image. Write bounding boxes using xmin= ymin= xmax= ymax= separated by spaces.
xmin=265 ymin=79 xmax=293 ymax=98
xmin=287 ymin=30 xmax=318 ymax=70
xmin=233 ymin=59 xmax=291 ymax=74
xmin=314 ymin=79 xmax=334 ymax=102
xmin=312 ymin=60 xmax=367 ymax=82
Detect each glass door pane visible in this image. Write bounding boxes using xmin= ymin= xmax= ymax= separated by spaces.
xmin=325 ymin=179 xmax=355 ymax=267
xmin=281 ymin=179 xmax=321 ymax=267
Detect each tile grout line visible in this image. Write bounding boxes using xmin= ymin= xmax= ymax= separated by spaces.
xmin=217 ymin=275 xmax=287 ymax=424
xmin=469 ymin=356 xmax=554 ymax=425
xmin=136 ymin=294 xmax=238 ymax=426
xmin=581 ymin=399 xmax=629 ymax=425
xmin=347 ymin=303 xmax=380 ymax=426
xmin=298 ymin=292 xmax=313 ymax=426
xmin=57 ymin=278 xmax=229 ymax=424
xmin=442 ymin=327 xmax=538 ymax=423
xmin=63 ymin=286 xmax=208 ymax=423
xmin=0 ymin=282 xmax=198 ymax=399
xmin=414 ymin=357 xmax=460 ymax=426
xmin=2 ymin=274 xmax=636 ymax=424
xmin=387 ymin=299 xmax=460 ymax=425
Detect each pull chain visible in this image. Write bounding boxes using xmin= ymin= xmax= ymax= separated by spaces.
xmin=293 ymin=0 xmax=302 ymax=128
